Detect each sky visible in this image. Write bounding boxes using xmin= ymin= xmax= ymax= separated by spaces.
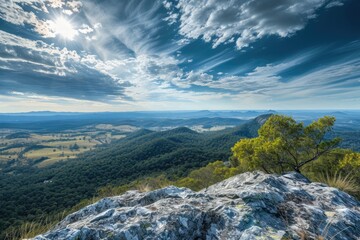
xmin=0 ymin=0 xmax=359 ymax=112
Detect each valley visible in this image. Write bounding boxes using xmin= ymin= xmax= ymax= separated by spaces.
xmin=0 ymin=123 xmax=240 ymax=170
xmin=0 ymin=110 xmax=360 ymax=238
xmin=1 ymin=110 xmax=360 ymax=170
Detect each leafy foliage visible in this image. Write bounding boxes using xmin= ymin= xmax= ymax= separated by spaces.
xmin=232 ymin=115 xmax=341 ymax=173
xmin=339 ymin=152 xmax=360 ymax=169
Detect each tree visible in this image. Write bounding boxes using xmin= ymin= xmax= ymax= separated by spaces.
xmin=70 ymin=143 xmax=80 ymax=151
xmin=232 ymin=115 xmax=341 ymax=174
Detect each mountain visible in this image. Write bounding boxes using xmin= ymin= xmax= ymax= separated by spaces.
xmin=0 ymin=115 xmax=271 ymax=236
xmin=0 ymin=116 xmax=245 ymax=131
xmin=33 ymin=171 xmax=360 ymax=240
xmin=2 ymin=110 xmax=360 ymax=132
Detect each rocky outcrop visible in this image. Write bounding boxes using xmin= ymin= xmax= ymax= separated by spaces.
xmin=33 ymin=172 xmax=360 ymax=240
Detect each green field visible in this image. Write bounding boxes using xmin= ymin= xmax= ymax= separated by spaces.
xmin=0 ymin=126 xmax=129 ymax=168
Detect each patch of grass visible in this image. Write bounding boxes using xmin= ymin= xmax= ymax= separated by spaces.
xmin=315 ymin=171 xmax=360 ymax=195
xmin=135 ymin=176 xmax=173 ymax=193
xmin=3 ymin=195 xmax=104 ymax=240
xmin=3 ymin=212 xmax=67 ymax=240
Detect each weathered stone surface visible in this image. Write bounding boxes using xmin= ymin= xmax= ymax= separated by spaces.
xmin=33 ymin=172 xmax=360 ymax=240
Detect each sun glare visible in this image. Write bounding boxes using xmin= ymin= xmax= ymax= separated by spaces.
xmin=53 ymin=17 xmax=77 ymax=40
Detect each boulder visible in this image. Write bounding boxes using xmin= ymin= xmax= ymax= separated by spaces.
xmin=33 ymin=171 xmax=360 ymax=240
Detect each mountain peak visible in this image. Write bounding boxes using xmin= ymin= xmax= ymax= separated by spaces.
xmin=254 ymin=113 xmax=273 ymax=125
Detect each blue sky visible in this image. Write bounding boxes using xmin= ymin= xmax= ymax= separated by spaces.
xmin=0 ymin=0 xmax=359 ymax=112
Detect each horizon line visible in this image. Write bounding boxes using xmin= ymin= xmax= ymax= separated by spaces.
xmin=1 ymin=109 xmax=360 ymax=114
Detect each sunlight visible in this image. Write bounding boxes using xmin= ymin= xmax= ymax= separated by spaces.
xmin=52 ymin=17 xmax=77 ymax=40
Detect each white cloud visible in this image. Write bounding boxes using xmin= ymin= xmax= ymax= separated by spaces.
xmin=10 ymin=91 xmax=25 ymax=96
xmin=66 ymin=0 xmax=82 ymax=12
xmin=78 ymin=24 xmax=94 ymax=34
xmin=326 ymin=1 xmax=344 ymax=8
xmin=46 ymin=0 xmax=64 ymax=8
xmin=0 ymin=0 xmax=41 ymax=26
xmin=166 ymin=0 xmax=346 ymax=49
xmin=163 ymin=1 xmax=172 ymax=10
xmin=163 ymin=13 xmax=179 ymax=25
xmin=0 ymin=0 xmax=84 ymax=38
xmin=62 ymin=9 xmax=74 ymax=15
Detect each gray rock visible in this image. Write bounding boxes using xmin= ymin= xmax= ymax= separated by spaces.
xmin=33 ymin=171 xmax=360 ymax=240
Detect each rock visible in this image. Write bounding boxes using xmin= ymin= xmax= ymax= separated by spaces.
xmin=33 ymin=171 xmax=360 ymax=240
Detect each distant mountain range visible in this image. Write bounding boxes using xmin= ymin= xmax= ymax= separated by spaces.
xmin=1 ymin=110 xmax=360 ymax=131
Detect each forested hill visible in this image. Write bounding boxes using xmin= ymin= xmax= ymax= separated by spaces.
xmin=0 ymin=115 xmax=270 ymax=236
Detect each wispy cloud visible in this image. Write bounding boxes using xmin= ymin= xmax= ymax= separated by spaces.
xmin=82 ymin=0 xmax=172 ymax=57
xmin=171 ymin=49 xmax=316 ymax=91
xmin=278 ymin=57 xmax=360 ymax=97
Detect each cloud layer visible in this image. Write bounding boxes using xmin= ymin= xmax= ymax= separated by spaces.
xmin=0 ymin=0 xmax=358 ymax=111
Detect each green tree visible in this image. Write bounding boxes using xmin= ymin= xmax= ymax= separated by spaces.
xmin=176 ymin=161 xmax=241 ymax=191
xmin=70 ymin=143 xmax=80 ymax=151
xmin=232 ymin=115 xmax=341 ymax=174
